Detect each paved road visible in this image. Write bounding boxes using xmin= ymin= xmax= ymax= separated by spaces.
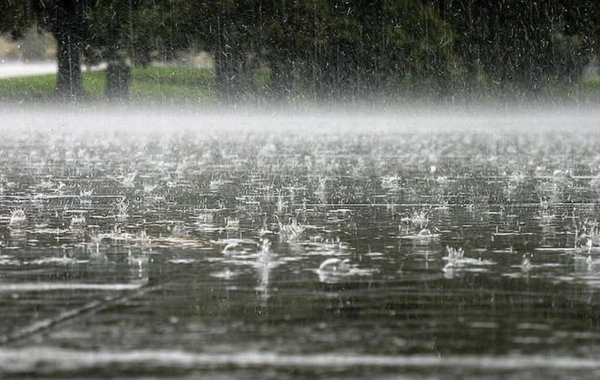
xmin=0 ymin=60 xmax=57 ymax=78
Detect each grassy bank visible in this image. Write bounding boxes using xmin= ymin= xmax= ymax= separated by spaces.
xmin=1 ymin=64 xmax=600 ymax=107
xmin=0 ymin=65 xmax=217 ymax=103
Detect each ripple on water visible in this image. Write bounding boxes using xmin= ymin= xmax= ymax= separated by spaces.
xmin=27 ymin=256 xmax=89 ymax=266
xmin=168 ymin=258 xmax=197 ymax=264
xmin=210 ymin=268 xmax=239 ymax=280
xmin=314 ymin=258 xmax=377 ymax=283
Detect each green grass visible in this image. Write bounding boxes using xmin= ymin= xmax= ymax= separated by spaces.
xmin=0 ymin=73 xmax=58 ymax=101
xmin=2 ymin=64 xmax=600 ymax=106
xmin=0 ymin=65 xmax=218 ymax=103
xmin=130 ymin=66 xmax=216 ymax=102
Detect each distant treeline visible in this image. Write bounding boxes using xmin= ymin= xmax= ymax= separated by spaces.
xmin=1 ymin=1 xmax=598 ymax=102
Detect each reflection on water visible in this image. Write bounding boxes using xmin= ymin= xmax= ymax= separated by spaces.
xmin=1 ymin=110 xmax=600 ymax=377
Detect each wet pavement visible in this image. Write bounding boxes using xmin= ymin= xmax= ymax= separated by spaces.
xmin=1 ymin=109 xmax=600 ymax=378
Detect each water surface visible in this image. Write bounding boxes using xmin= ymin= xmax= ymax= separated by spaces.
xmin=1 ymin=107 xmax=600 ymax=378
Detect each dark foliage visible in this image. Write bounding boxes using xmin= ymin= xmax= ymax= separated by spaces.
xmin=1 ymin=0 xmax=598 ymax=102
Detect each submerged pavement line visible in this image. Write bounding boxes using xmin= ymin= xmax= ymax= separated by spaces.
xmin=0 ymin=282 xmax=145 ymax=292
xmin=0 ymin=283 xmax=160 ymax=346
xmin=1 ymin=349 xmax=600 ymax=373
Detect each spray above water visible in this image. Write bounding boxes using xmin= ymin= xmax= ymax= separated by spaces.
xmin=8 ymin=209 xmax=27 ymax=228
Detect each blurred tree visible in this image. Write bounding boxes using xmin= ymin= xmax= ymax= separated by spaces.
xmin=85 ymin=0 xmax=161 ymax=98
xmin=0 ymin=0 xmax=88 ymax=98
xmin=236 ymin=0 xmax=456 ymax=102
xmin=257 ymin=0 xmax=329 ymax=101
xmin=158 ymin=0 xmax=255 ymax=103
xmin=559 ymin=0 xmax=600 ymax=81
xmin=0 ymin=1 xmax=35 ymax=39
xmin=2 ymin=0 xmax=599 ymax=103
xmin=381 ymin=0 xmax=456 ymax=100
xmin=444 ymin=0 xmax=597 ymax=98
xmin=44 ymin=0 xmax=88 ymax=98
xmin=209 ymin=1 xmax=257 ymax=103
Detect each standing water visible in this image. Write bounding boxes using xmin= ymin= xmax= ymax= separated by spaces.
xmin=1 ymin=106 xmax=600 ymax=379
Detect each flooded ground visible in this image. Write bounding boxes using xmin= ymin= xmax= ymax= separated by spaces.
xmin=1 ymin=107 xmax=600 ymax=378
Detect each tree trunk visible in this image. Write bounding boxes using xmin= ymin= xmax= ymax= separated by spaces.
xmin=55 ymin=30 xmax=83 ymax=98
xmin=105 ymin=62 xmax=132 ymax=99
xmin=269 ymin=58 xmax=293 ymax=103
xmin=215 ymin=48 xmax=241 ymax=104
xmin=48 ymin=0 xmax=87 ymax=99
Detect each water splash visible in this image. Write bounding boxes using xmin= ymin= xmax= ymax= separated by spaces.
xmin=8 ymin=209 xmax=27 ymax=228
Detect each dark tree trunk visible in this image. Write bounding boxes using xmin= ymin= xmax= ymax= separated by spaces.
xmin=105 ymin=62 xmax=132 ymax=99
xmin=269 ymin=58 xmax=293 ymax=102
xmin=48 ymin=0 xmax=87 ymax=99
xmin=55 ymin=30 xmax=83 ymax=98
xmin=215 ymin=48 xmax=242 ymax=104
xmin=314 ymin=56 xmax=336 ymax=101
